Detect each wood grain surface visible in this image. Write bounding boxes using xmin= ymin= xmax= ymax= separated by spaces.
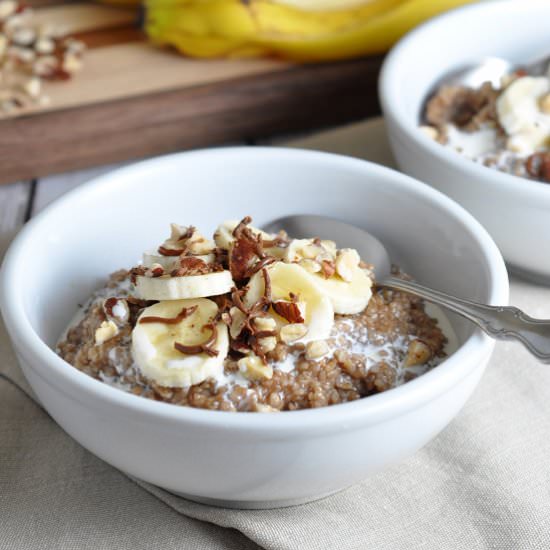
xmin=0 ymin=2 xmax=383 ymax=184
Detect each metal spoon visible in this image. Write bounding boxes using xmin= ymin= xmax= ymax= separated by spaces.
xmin=263 ymin=214 xmax=550 ymax=363
xmin=428 ymin=53 xmax=550 ymax=91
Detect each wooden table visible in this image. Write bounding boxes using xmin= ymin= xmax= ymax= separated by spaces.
xmin=0 ymin=1 xmax=383 ymax=184
xmin=1 ymin=117 xmax=398 ymax=268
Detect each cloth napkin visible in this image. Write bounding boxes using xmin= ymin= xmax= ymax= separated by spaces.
xmin=2 ymin=119 xmax=550 ymax=550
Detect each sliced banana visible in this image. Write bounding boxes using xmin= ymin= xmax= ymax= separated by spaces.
xmin=245 ymin=262 xmax=334 ymax=343
xmin=134 ymin=270 xmax=234 ymax=301
xmin=142 ymin=251 xmax=215 ymax=270
xmin=309 ymin=266 xmax=372 ymax=315
xmin=132 ymin=298 xmax=228 ymax=387
xmin=496 ymin=76 xmax=550 ymax=154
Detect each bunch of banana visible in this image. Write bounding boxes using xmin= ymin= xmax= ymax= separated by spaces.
xmin=144 ymin=0 xmax=476 ymax=61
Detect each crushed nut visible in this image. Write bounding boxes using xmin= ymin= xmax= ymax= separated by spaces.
xmin=62 ymin=52 xmax=82 ymax=74
xmin=272 ymin=300 xmax=305 ymax=323
xmin=229 ymin=306 xmax=247 ymax=339
xmin=11 ymin=27 xmax=35 ymax=47
xmin=539 ymin=93 xmax=550 ymax=115
xmin=320 ymin=240 xmax=337 ymax=255
xmin=279 ymin=323 xmax=308 ymax=343
xmin=8 ymin=45 xmax=34 ymax=62
xmin=0 ymin=33 xmax=7 ymax=57
xmin=253 ymin=316 xmax=277 ymax=332
xmin=0 ymin=1 xmax=85 ymax=116
xmin=94 ymin=320 xmax=118 ymax=345
xmin=305 ymin=340 xmax=329 ymax=360
xmin=252 ymin=316 xmax=277 ymax=353
xmin=103 ymin=297 xmax=130 ymax=325
xmin=405 ymin=339 xmax=432 ymax=366
xmin=33 ymin=55 xmax=57 ymax=77
xmin=335 ymin=248 xmax=360 ymax=282
xmin=34 ymin=37 xmax=54 ymax=54
xmin=320 ymin=259 xmax=336 ymax=279
xmin=0 ymin=0 xmax=17 ymax=20
xmin=301 ymin=242 xmax=322 ymax=260
xmin=526 ymin=151 xmax=550 ymax=182
xmin=419 ymin=125 xmax=439 ymax=140
xmin=21 ymin=77 xmax=40 ymax=98
xmin=299 ymin=258 xmax=321 ymax=274
xmin=238 ymin=355 xmax=273 ymax=380
xmin=257 ymin=335 xmax=277 ymax=354
xmin=255 ymin=403 xmax=280 ymax=413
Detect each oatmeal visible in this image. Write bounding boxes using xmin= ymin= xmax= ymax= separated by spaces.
xmin=57 ymin=217 xmax=451 ymax=412
xmin=421 ymin=62 xmax=550 ymax=182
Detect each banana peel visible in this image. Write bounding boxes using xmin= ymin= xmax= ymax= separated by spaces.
xmin=145 ymin=0 xmax=477 ymax=61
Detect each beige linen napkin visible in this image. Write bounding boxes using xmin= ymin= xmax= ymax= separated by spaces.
xmin=2 ymin=119 xmax=550 ymax=550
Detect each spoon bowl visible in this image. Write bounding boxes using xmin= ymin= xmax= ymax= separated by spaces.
xmin=264 ymin=214 xmax=550 ymax=363
xmin=263 ymin=214 xmax=391 ymax=280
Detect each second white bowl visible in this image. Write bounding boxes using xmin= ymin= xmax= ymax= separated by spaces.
xmin=380 ymin=0 xmax=550 ymax=283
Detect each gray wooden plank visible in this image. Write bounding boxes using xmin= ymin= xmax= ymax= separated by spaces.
xmin=0 ymin=181 xmax=32 ymax=257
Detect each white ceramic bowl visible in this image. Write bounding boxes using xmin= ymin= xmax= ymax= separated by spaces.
xmin=380 ymin=0 xmax=550 ymax=283
xmin=0 ymin=147 xmax=508 ymax=509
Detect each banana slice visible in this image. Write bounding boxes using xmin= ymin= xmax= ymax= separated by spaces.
xmin=245 ymin=262 xmax=334 ymax=343
xmin=309 ymin=248 xmax=372 ymax=314
xmin=309 ymin=267 xmax=372 ymax=314
xmin=496 ymin=76 xmax=550 ymax=154
xmin=134 ymin=270 xmax=234 ymax=300
xmin=132 ymin=298 xmax=228 ymax=387
xmin=142 ymin=251 xmax=216 ymax=270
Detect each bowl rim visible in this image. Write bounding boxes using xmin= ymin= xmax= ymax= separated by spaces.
xmin=379 ymin=0 xmax=550 ymax=202
xmin=0 ymin=146 xmax=509 ymax=435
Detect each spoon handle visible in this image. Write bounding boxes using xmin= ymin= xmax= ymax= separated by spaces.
xmin=382 ymin=277 xmax=550 ymax=363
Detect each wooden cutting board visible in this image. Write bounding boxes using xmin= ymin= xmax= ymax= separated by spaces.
xmin=0 ymin=1 xmax=383 ymax=184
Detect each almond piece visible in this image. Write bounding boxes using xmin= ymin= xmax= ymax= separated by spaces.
xmin=258 ymin=335 xmax=277 ymax=354
xmin=539 ymin=93 xmax=550 ymax=115
xmin=253 ymin=316 xmax=276 ymax=332
xmin=12 ymin=27 xmax=35 ymax=47
xmin=272 ymin=300 xmax=305 ymax=323
xmin=21 ymin=77 xmax=40 ymax=99
xmin=238 ymin=355 xmax=273 ymax=380
xmin=95 ymin=320 xmax=118 ymax=345
xmin=305 ymin=340 xmax=329 ymax=360
xmin=335 ymin=248 xmax=360 ymax=282
xmin=419 ymin=125 xmax=439 ymax=140
xmin=0 ymin=0 xmax=17 ymax=20
xmin=299 ymin=258 xmax=321 ymax=274
xmin=405 ymin=339 xmax=432 ymax=366
xmin=229 ymin=306 xmax=247 ymax=339
xmin=279 ymin=323 xmax=308 ymax=343
xmin=35 ymin=37 xmax=55 ymax=55
xmin=0 ymin=33 xmax=7 ymax=57
xmin=62 ymin=52 xmax=82 ymax=74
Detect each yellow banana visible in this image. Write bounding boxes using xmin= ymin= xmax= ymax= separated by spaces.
xmin=145 ymin=0 xmax=477 ymax=61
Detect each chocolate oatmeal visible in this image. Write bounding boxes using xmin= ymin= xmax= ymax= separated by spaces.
xmin=57 ymin=217 xmax=450 ymax=412
xmin=421 ymin=62 xmax=550 ymax=182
